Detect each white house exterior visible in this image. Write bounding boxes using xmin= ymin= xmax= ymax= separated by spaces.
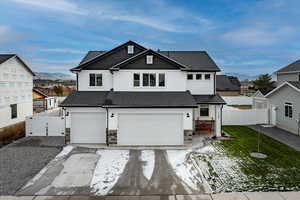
xmin=61 ymin=41 xmax=225 ymax=146
xmin=0 ymin=54 xmax=34 ymax=128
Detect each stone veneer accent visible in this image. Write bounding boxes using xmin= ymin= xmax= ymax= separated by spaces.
xmin=184 ymin=130 xmax=193 ymax=145
xmin=107 ymin=130 xmax=117 ymax=145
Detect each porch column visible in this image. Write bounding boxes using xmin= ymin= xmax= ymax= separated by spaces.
xmin=215 ymin=105 xmax=222 ymax=137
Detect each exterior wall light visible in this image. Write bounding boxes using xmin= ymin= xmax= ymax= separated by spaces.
xmin=110 ymin=113 xmax=114 ymax=118
xmin=186 ymin=113 xmax=190 ymax=118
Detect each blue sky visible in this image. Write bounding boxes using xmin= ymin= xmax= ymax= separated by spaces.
xmin=0 ymin=0 xmax=299 ymax=75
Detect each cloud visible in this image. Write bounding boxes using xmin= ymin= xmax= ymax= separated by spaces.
xmin=10 ymin=0 xmax=87 ymax=15
xmin=40 ymin=48 xmax=85 ymax=54
xmin=222 ymin=25 xmax=295 ymax=46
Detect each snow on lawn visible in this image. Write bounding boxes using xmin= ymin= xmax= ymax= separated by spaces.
xmin=167 ymin=150 xmax=211 ymax=193
xmin=91 ymin=150 xmax=129 ymax=195
xmin=141 ymin=150 xmax=155 ymax=180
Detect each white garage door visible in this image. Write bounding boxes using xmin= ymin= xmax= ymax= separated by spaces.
xmin=71 ymin=112 xmax=106 ymax=144
xmin=118 ymin=113 xmax=183 ymax=145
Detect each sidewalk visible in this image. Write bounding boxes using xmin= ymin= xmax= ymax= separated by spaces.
xmin=1 ymin=192 xmax=299 ymax=200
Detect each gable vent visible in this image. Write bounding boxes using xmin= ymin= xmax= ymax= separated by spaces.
xmin=128 ymin=45 xmax=134 ymax=54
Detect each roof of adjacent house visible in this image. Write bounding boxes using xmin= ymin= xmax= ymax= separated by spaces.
xmin=103 ymin=91 xmax=197 ymax=108
xmin=221 ymin=96 xmax=253 ymax=106
xmin=216 ymin=75 xmax=240 ymax=91
xmin=276 ymin=59 xmax=300 ymax=73
xmin=192 ymin=94 xmax=226 ymax=104
xmin=72 ymin=41 xmax=221 ymax=72
xmin=0 ymin=54 xmax=35 ymax=76
xmin=33 ymin=88 xmax=48 ymax=98
xmin=60 ymin=91 xmax=109 ymax=107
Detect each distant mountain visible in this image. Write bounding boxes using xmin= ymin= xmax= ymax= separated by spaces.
xmin=34 ymin=72 xmax=76 ymax=80
xmin=224 ymin=73 xmax=276 ymax=81
xmin=224 ymin=73 xmax=258 ymax=81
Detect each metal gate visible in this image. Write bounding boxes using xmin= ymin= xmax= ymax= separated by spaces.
xmin=26 ymin=115 xmax=65 ymax=136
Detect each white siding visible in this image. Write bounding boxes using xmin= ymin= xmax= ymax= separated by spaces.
xmin=277 ymin=73 xmax=300 ymax=85
xmin=77 ymin=70 xmax=113 ymax=91
xmin=113 ymin=70 xmax=186 ymax=91
xmin=186 ymin=72 xmax=215 ymax=95
xmin=0 ymin=57 xmax=33 ymax=128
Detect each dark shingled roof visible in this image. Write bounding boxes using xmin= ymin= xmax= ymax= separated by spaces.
xmin=288 ymin=81 xmax=300 ymax=90
xmin=159 ymin=51 xmax=220 ymax=72
xmin=216 ymin=75 xmax=240 ymax=91
xmin=0 ymin=54 xmax=15 ymax=64
xmin=277 ymin=59 xmax=300 ymax=73
xmin=192 ymin=94 xmax=226 ymax=104
xmin=258 ymin=88 xmax=273 ymax=95
xmin=60 ymin=91 xmax=109 ymax=107
xmin=79 ymin=51 xmax=106 ymax=64
xmin=103 ymin=91 xmax=197 ymax=108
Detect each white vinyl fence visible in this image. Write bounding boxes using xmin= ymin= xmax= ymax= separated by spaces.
xmin=222 ymin=105 xmax=269 ymax=125
xmin=26 ymin=109 xmax=65 ymax=136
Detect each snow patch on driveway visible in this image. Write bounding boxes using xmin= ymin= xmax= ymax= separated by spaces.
xmin=141 ymin=150 xmax=155 ymax=180
xmin=167 ymin=150 xmax=209 ymax=192
xmin=91 ymin=150 xmax=129 ymax=195
xmin=55 ymin=145 xmax=74 ymax=160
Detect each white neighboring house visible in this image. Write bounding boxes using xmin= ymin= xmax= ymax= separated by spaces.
xmin=0 ymin=54 xmax=35 ymax=128
xmin=252 ymin=89 xmax=272 ymax=109
xmin=61 ymin=41 xmax=226 ymax=146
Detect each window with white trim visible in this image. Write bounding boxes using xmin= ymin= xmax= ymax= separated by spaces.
xmin=128 ymin=45 xmax=134 ymax=54
xmin=205 ymin=74 xmax=211 ymax=80
xmin=200 ymin=105 xmax=209 ymax=116
xmin=89 ymin=73 xmax=102 ymax=86
xmin=158 ymin=73 xmax=165 ymax=87
xmin=133 ymin=73 xmax=140 ymax=87
xmin=187 ymin=74 xmax=193 ymax=80
xmin=142 ymin=73 xmax=156 ymax=87
xmin=146 ymin=55 xmax=153 ymax=64
xmin=11 ymin=104 xmax=17 ymax=119
xmin=196 ymin=74 xmax=202 ymax=80
xmin=285 ymin=102 xmax=293 ymax=118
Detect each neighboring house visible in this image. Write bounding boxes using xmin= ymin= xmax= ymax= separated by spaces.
xmin=61 ymin=41 xmax=225 ymax=146
xmin=32 ymin=88 xmax=58 ymax=113
xmin=222 ymin=96 xmax=253 ymax=109
xmin=276 ymin=59 xmax=300 ymax=85
xmin=265 ymin=82 xmax=300 ymax=135
xmin=240 ymin=80 xmax=255 ymax=96
xmin=216 ymin=75 xmax=240 ymax=96
xmin=0 ymin=54 xmax=34 ymax=128
xmin=252 ymin=89 xmax=272 ymax=109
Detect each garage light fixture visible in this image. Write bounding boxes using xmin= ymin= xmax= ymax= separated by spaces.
xmin=186 ymin=113 xmax=190 ymax=118
xmin=110 ymin=113 xmax=114 ymax=118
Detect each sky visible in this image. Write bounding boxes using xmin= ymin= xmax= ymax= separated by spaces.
xmin=0 ymin=0 xmax=299 ymax=76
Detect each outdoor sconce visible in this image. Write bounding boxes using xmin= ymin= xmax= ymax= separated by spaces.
xmin=186 ymin=113 xmax=190 ymax=118
xmin=110 ymin=113 xmax=114 ymax=118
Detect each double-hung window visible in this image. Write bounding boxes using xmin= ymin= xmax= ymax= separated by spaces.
xmin=133 ymin=73 xmax=140 ymax=87
xmin=89 ymin=74 xmax=102 ymax=86
xmin=285 ymin=103 xmax=293 ymax=118
xmin=159 ymin=73 xmax=165 ymax=87
xmin=142 ymin=73 xmax=156 ymax=87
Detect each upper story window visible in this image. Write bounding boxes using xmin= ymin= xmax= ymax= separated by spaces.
xmin=196 ymin=74 xmax=202 ymax=80
xmin=133 ymin=73 xmax=140 ymax=87
xmin=205 ymin=74 xmax=211 ymax=80
xmin=187 ymin=74 xmax=193 ymax=80
xmin=285 ymin=102 xmax=293 ymax=118
xmin=143 ymin=73 xmax=156 ymax=87
xmin=200 ymin=105 xmax=209 ymax=116
xmin=10 ymin=104 xmax=17 ymax=119
xmin=159 ymin=73 xmax=165 ymax=87
xmin=146 ymin=55 xmax=153 ymax=64
xmin=128 ymin=45 xmax=134 ymax=54
xmin=89 ymin=73 xmax=102 ymax=86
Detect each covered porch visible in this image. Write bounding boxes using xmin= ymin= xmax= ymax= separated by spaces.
xmin=192 ymin=94 xmax=226 ymax=137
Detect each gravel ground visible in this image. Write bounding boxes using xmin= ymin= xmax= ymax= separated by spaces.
xmin=0 ymin=137 xmax=64 ymax=195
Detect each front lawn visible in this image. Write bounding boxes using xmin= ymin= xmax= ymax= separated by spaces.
xmin=192 ymin=126 xmax=300 ymax=192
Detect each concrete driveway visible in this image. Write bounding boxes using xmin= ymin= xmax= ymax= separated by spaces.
xmin=18 ymin=146 xmax=210 ymax=196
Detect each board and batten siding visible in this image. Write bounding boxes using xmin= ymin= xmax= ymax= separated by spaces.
xmin=268 ymin=84 xmax=300 ymax=135
xmin=0 ymin=57 xmax=33 ymax=128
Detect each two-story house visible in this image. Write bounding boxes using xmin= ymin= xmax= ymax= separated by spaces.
xmin=265 ymin=60 xmax=300 ymax=135
xmin=0 ymin=54 xmax=35 ymax=129
xmin=61 ymin=41 xmax=225 ymax=146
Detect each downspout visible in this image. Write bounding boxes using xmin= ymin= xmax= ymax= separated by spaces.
xmin=105 ymin=107 xmax=109 ymax=146
xmin=220 ymin=105 xmax=223 ymax=136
